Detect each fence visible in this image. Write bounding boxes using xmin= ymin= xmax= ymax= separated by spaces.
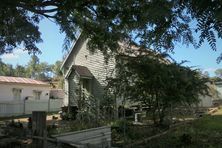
xmin=0 ymin=99 xmax=63 ymax=117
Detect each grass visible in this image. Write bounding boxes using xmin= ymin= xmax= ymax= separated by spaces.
xmin=141 ymin=114 xmax=222 ymax=147
xmin=112 ymin=107 xmax=222 ymax=147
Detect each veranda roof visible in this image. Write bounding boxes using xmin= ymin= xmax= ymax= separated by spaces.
xmin=0 ymin=76 xmax=49 ymax=86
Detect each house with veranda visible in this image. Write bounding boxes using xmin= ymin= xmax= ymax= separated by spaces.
xmin=0 ymin=76 xmax=63 ymax=117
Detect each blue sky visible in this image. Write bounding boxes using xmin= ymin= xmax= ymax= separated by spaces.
xmin=1 ymin=19 xmax=65 ymax=66
xmin=170 ymin=39 xmax=222 ymax=76
xmin=1 ymin=19 xmax=222 ymax=77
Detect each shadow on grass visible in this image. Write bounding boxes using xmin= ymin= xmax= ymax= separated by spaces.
xmin=141 ymin=115 xmax=222 ymax=147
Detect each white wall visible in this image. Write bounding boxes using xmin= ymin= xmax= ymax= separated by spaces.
xmin=0 ymin=99 xmax=63 ymax=117
xmin=0 ymin=83 xmax=50 ymax=101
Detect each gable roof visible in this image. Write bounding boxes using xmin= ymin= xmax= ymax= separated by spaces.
xmin=61 ymin=34 xmax=82 ymax=69
xmin=0 ymin=76 xmax=50 ymax=86
xmin=61 ymin=34 xmax=171 ymax=72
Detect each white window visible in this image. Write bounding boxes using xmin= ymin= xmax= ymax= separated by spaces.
xmin=12 ymin=88 xmax=22 ymax=100
xmin=33 ymin=91 xmax=42 ymax=100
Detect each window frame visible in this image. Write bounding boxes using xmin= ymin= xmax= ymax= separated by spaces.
xmin=33 ymin=90 xmax=42 ymax=100
xmin=12 ymin=88 xmax=22 ymax=100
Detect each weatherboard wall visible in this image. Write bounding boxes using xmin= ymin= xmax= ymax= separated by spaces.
xmin=74 ymin=40 xmax=116 ymax=99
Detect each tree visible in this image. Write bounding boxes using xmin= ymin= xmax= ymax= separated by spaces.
xmin=26 ymin=54 xmax=40 ymax=78
xmin=215 ymin=68 xmax=222 ymax=78
xmin=37 ymin=62 xmax=53 ymax=80
xmin=52 ymin=60 xmax=63 ymax=78
xmin=26 ymin=55 xmax=55 ymax=80
xmin=14 ymin=64 xmax=27 ymax=77
xmin=107 ymin=54 xmax=209 ymax=125
xmin=0 ymin=57 xmax=62 ymax=82
xmin=0 ymin=59 xmax=14 ymax=76
xmin=1 ymin=0 xmax=222 ymax=61
xmin=51 ymin=60 xmax=64 ymax=88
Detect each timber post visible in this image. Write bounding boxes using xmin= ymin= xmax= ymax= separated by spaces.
xmin=32 ymin=111 xmax=47 ymax=148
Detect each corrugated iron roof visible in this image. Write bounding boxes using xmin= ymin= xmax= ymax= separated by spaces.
xmin=0 ymin=76 xmax=49 ymax=86
xmin=73 ymin=65 xmax=93 ymax=78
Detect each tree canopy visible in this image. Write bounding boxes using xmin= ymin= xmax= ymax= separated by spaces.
xmin=1 ymin=0 xmax=222 ymax=61
xmin=215 ymin=68 xmax=222 ymax=78
xmin=0 ymin=56 xmax=63 ymax=82
xmin=106 ymin=54 xmax=209 ymax=124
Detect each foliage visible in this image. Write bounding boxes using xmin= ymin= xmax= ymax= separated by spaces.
xmin=73 ymin=88 xmax=103 ymax=126
xmin=101 ymin=87 xmax=117 ymax=120
xmin=52 ymin=60 xmax=63 ymax=78
xmin=26 ymin=54 xmax=40 ymax=78
xmin=48 ymin=118 xmax=107 ymax=136
xmin=0 ymin=59 xmax=14 ymax=76
xmin=144 ymin=115 xmax=222 ymax=147
xmin=215 ymin=68 xmax=222 ymax=78
xmin=3 ymin=120 xmax=25 ymax=137
xmin=112 ymin=111 xmax=222 ymax=147
xmin=1 ymin=1 xmax=222 ymax=61
xmin=107 ymin=54 xmax=209 ymax=125
xmin=111 ymin=120 xmax=163 ymax=147
xmin=14 ymin=65 xmax=27 ymax=77
xmin=0 ymin=56 xmax=63 ymax=84
xmin=211 ymin=76 xmax=222 ymax=82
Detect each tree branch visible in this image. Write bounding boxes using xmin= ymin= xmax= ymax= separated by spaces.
xmin=17 ymin=2 xmax=57 ymax=18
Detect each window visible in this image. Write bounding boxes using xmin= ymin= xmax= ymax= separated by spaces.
xmin=82 ymin=79 xmax=90 ymax=91
xmin=12 ymin=88 xmax=22 ymax=100
xmin=80 ymin=79 xmax=92 ymax=99
xmin=33 ymin=91 xmax=42 ymax=100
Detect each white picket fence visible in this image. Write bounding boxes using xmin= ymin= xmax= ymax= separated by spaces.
xmin=0 ymin=99 xmax=63 ymax=117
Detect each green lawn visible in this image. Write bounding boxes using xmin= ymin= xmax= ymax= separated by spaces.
xmin=112 ymin=107 xmax=222 ymax=147
xmin=142 ymin=115 xmax=222 ymax=147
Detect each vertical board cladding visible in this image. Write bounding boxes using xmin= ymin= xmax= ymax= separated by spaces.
xmin=74 ymin=40 xmax=116 ymax=99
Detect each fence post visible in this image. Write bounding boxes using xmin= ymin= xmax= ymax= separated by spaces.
xmin=32 ymin=111 xmax=47 ymax=148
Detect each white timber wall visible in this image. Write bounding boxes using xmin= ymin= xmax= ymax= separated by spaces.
xmin=0 ymin=83 xmax=63 ymax=117
xmin=0 ymin=83 xmax=49 ymax=101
